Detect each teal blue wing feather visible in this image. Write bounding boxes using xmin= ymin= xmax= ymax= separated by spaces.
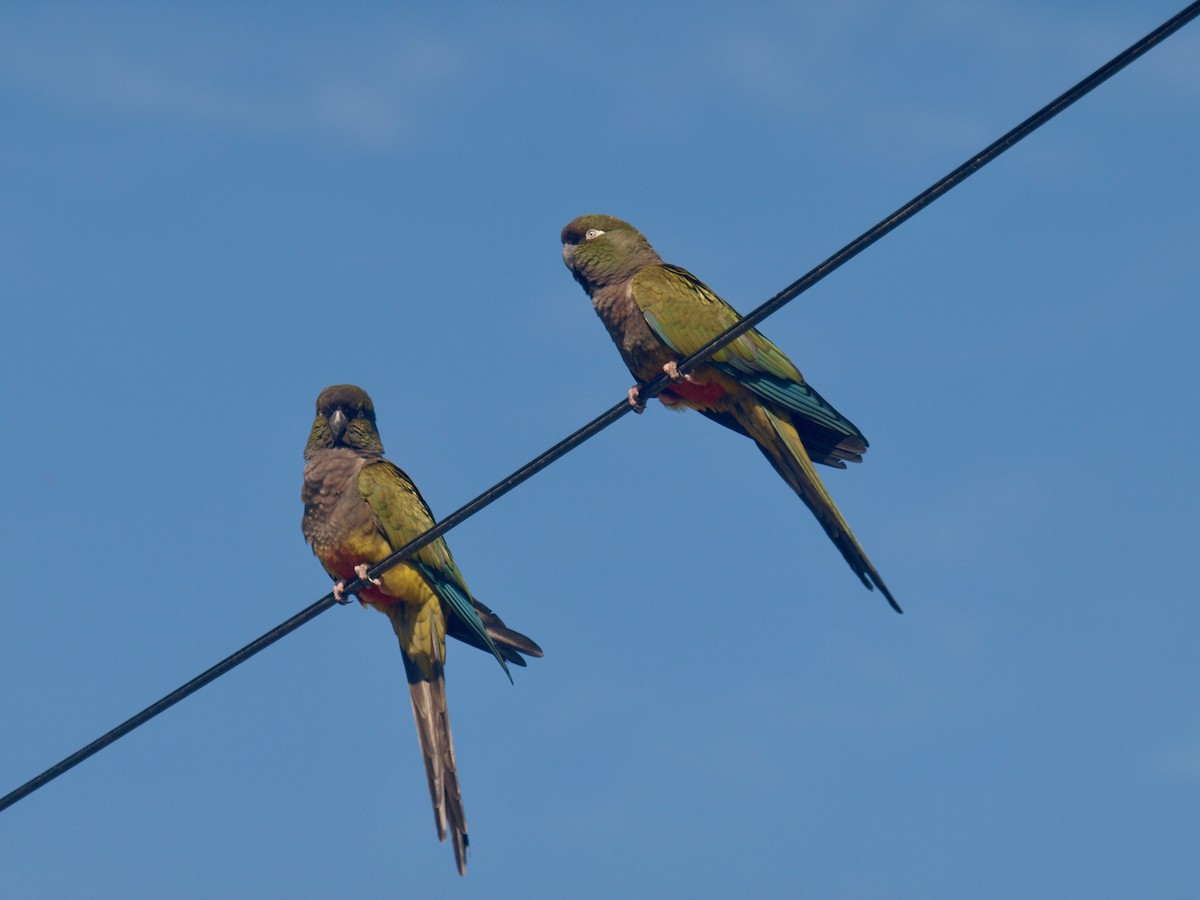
xmin=358 ymin=460 xmax=510 ymax=678
xmin=414 ymin=561 xmax=512 ymax=682
xmin=727 ymin=372 xmax=865 ymax=444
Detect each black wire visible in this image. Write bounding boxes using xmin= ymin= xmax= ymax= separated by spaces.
xmin=351 ymin=0 xmax=1200 ymax=595
xmin=0 ymin=399 xmax=637 ymax=816
xmin=657 ymin=0 xmax=1200 ymax=387
xmin=0 ymin=595 xmax=340 ymax=813
xmin=2 ymin=1 xmax=1196 ymax=816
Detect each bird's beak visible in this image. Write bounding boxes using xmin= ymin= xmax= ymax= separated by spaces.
xmin=329 ymin=409 xmax=348 ymax=441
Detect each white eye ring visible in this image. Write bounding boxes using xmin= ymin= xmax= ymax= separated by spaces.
xmin=584 ymin=228 xmax=605 ymax=240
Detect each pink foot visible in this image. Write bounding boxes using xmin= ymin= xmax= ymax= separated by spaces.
xmin=627 ymin=385 xmax=645 ymax=414
xmin=332 ymin=580 xmax=351 ymax=604
xmin=354 ymin=563 xmax=382 ymax=587
xmin=663 ymin=361 xmax=697 ymax=383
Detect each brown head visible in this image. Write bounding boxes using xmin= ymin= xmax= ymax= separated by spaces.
xmin=305 ymin=384 xmax=384 ymax=458
xmin=560 ymin=214 xmax=662 ymax=294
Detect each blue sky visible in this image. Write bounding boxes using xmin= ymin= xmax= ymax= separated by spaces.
xmin=2 ymin=2 xmax=1198 ymax=897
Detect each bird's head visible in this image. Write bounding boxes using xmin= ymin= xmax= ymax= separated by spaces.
xmin=561 ymin=214 xmax=661 ymax=292
xmin=306 ymin=384 xmax=384 ymax=457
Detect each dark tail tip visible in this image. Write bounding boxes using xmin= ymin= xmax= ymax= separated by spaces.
xmin=861 ymin=568 xmax=903 ymax=614
xmin=875 ymin=577 xmax=903 ymax=614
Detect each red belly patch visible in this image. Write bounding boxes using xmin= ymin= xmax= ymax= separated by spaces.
xmin=663 ymin=379 xmax=728 ymax=406
xmin=316 ymin=547 xmax=400 ymax=607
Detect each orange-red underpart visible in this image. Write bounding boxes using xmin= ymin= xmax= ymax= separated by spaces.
xmin=663 ymin=380 xmax=727 ymax=406
xmin=317 ymin=548 xmax=401 ymax=607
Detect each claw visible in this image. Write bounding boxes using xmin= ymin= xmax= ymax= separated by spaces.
xmin=332 ymin=580 xmax=352 ymax=604
xmin=354 ymin=563 xmax=382 ymax=587
xmin=663 ymin=361 xmax=697 ymax=383
xmin=627 ymin=385 xmax=645 ymax=414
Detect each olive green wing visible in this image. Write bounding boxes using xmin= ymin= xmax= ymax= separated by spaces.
xmin=630 ymin=263 xmax=866 ymax=448
xmin=357 ymin=459 xmax=509 ymax=677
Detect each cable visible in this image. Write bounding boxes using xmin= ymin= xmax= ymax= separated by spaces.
xmin=0 ymin=595 xmax=336 ymax=813
xmin=2 ymin=1 xmax=1196 ymax=816
xmin=355 ymin=0 xmax=1200 ymax=591
xmin=662 ymin=1 xmax=1200 ymax=377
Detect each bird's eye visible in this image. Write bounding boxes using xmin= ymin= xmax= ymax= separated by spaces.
xmin=585 ymin=228 xmax=605 ymax=240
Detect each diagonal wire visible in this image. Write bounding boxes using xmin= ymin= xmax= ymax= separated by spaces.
xmin=663 ymin=1 xmax=1200 ymax=382
xmin=3 ymin=0 xmax=1197 ymax=816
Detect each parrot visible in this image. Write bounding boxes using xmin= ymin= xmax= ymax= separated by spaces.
xmin=301 ymin=384 xmax=543 ymax=875
xmin=561 ymin=214 xmax=900 ymax=613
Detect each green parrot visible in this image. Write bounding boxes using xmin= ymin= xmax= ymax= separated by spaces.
xmin=301 ymin=384 xmax=542 ymax=875
xmin=561 ymin=214 xmax=899 ymax=613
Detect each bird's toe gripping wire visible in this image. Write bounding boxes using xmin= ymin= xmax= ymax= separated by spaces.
xmin=332 ymin=565 xmax=383 ymax=604
xmin=662 ymin=360 xmax=697 ymax=383
xmin=354 ymin=563 xmax=383 ymax=587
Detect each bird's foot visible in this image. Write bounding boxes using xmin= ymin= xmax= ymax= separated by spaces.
xmin=627 ymin=385 xmax=645 ymax=414
xmin=354 ymin=563 xmax=383 ymax=588
xmin=662 ymin=361 xmax=698 ymax=384
xmin=332 ymin=580 xmax=352 ymax=604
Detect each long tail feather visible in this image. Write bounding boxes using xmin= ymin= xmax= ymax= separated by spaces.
xmin=740 ymin=401 xmax=902 ymax=613
xmin=402 ymin=654 xmax=469 ymax=875
xmin=385 ymin=603 xmax=470 ymax=875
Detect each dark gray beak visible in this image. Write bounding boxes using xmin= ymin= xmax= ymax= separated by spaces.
xmin=329 ymin=409 xmax=348 ymax=441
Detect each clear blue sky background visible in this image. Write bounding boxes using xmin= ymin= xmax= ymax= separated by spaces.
xmin=2 ymin=2 xmax=1198 ymax=897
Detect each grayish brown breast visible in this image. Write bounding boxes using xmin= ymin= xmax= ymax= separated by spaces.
xmin=590 ymin=281 xmax=678 ymax=383
xmin=301 ymin=447 xmax=374 ymax=553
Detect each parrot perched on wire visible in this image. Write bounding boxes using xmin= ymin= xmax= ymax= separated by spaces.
xmin=301 ymin=384 xmax=542 ymax=875
xmin=561 ymin=214 xmax=900 ymax=613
